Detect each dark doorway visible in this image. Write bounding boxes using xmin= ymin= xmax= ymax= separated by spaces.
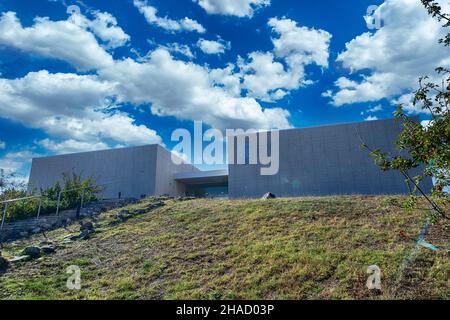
xmin=185 ymin=183 xmax=228 ymax=198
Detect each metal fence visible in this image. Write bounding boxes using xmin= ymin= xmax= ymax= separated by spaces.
xmin=1 ymin=195 xmax=43 ymax=231
xmin=0 ymin=185 xmax=98 ymax=241
xmin=0 ymin=179 xmax=140 ymax=241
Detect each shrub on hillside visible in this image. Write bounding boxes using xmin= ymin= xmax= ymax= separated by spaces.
xmin=0 ymin=171 xmax=103 ymax=222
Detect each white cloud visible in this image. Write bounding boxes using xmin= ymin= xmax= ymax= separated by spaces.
xmin=38 ymin=139 xmax=108 ymax=154
xmin=72 ymin=11 xmax=130 ymax=49
xmin=0 ymin=71 xmax=163 ymax=150
xmin=421 ymin=120 xmax=434 ymax=129
xmin=239 ymin=51 xmax=300 ymax=101
xmin=159 ymin=42 xmax=195 ymax=59
xmin=0 ymin=11 xmax=114 ymax=71
xmin=40 ymin=112 xmax=162 ymax=147
xmin=197 ymin=38 xmax=231 ymax=54
xmin=238 ymin=18 xmax=332 ymax=101
xmin=326 ymin=0 xmax=450 ymax=110
xmin=0 ymin=71 xmax=114 ymax=123
xmin=181 ymin=17 xmax=206 ymax=33
xmin=0 ymin=157 xmax=21 ymax=172
xmin=195 ymin=0 xmax=270 ymax=17
xmin=364 ymin=115 xmax=379 ymax=121
xmin=0 ymin=150 xmax=40 ymax=186
xmin=99 ymin=49 xmax=291 ymax=129
xmin=268 ymin=17 xmax=331 ymax=68
xmin=391 ymin=93 xmax=432 ymax=115
xmin=209 ymin=64 xmax=242 ymax=97
xmin=421 ymin=120 xmax=430 ymax=127
xmin=0 ymin=140 xmax=5 ymax=149
xmin=361 ymin=104 xmax=383 ymax=115
xmin=0 ymin=150 xmax=39 ymax=177
xmin=0 ymin=9 xmax=293 ymax=151
xmin=366 ymin=104 xmax=383 ymax=113
xmin=134 ymin=0 xmax=205 ymax=33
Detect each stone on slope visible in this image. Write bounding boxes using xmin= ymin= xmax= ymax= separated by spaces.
xmin=0 ymin=256 xmax=9 ymax=272
xmin=21 ymin=247 xmax=41 ymax=259
xmin=261 ymin=192 xmax=276 ymax=199
xmin=80 ymin=221 xmax=95 ymax=232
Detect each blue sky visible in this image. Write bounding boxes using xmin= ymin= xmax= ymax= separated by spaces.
xmin=0 ymin=0 xmax=447 ymax=179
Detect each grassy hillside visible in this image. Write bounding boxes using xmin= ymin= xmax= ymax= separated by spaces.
xmin=0 ymin=196 xmax=449 ymax=300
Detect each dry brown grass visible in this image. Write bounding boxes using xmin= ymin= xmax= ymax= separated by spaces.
xmin=0 ymin=196 xmax=449 ymax=300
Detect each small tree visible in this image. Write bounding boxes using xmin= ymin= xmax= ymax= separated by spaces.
xmin=364 ymin=0 xmax=449 ymax=224
xmin=1 ymin=171 xmax=102 ymax=222
xmin=56 ymin=171 xmax=102 ymax=209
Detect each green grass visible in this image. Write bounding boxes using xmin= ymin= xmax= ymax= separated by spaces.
xmin=0 ymin=196 xmax=449 ymax=300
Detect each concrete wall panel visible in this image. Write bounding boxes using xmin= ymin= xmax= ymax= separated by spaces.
xmin=154 ymin=145 xmax=200 ymax=197
xmin=228 ymin=118 xmax=433 ymax=198
xmin=28 ymin=145 xmax=159 ymax=199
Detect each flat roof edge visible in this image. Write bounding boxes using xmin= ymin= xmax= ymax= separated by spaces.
xmin=174 ymin=170 xmax=229 ymax=180
xmin=32 ymin=144 xmax=162 ymax=160
xmin=227 ymin=117 xmax=419 ymax=137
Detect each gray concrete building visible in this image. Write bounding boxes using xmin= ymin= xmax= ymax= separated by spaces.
xmin=27 ymin=118 xmax=433 ymax=199
xmin=228 ymin=118 xmax=433 ymax=198
xmin=28 ymin=145 xmax=199 ymax=199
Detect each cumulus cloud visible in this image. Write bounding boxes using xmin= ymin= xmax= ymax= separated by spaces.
xmin=0 ymin=9 xmax=295 ymax=158
xmin=0 ymin=71 xmax=114 ymax=122
xmin=361 ymin=104 xmax=383 ymax=115
xmin=0 ymin=140 xmax=5 ymax=149
xmin=72 ymin=11 xmax=130 ymax=49
xmin=391 ymin=92 xmax=434 ymax=115
xmin=0 ymin=150 xmax=42 ymax=185
xmin=421 ymin=120 xmax=432 ymax=128
xmin=38 ymin=139 xmax=109 ymax=154
xmin=134 ymin=0 xmax=205 ymax=33
xmin=364 ymin=115 xmax=379 ymax=121
xmin=238 ymin=18 xmax=332 ymax=101
xmin=0 ymin=150 xmax=39 ymax=174
xmin=209 ymin=64 xmax=242 ymax=97
xmin=158 ymin=42 xmax=195 ymax=59
xmin=195 ymin=0 xmax=270 ymax=17
xmin=0 ymin=11 xmax=116 ymax=71
xmin=0 ymin=157 xmax=23 ymax=172
xmin=239 ymin=51 xmax=299 ymax=101
xmin=367 ymin=104 xmax=383 ymax=113
xmin=268 ymin=17 xmax=331 ymax=68
xmin=0 ymin=71 xmax=162 ymax=150
xmin=99 ymin=49 xmax=291 ymax=129
xmin=40 ymin=112 xmax=162 ymax=147
xmin=326 ymin=0 xmax=450 ymax=111
xmin=197 ymin=38 xmax=231 ymax=54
